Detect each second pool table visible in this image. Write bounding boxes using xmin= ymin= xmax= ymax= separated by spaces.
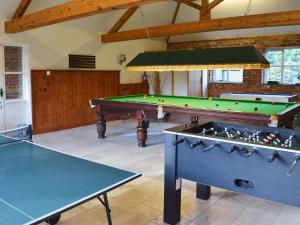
xmin=90 ymin=95 xmax=300 ymax=147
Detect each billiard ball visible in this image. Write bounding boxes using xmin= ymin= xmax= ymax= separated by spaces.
xmin=208 ymin=98 xmax=212 ymax=100
xmin=162 ymin=100 xmax=165 ymax=103
xmin=285 ymin=104 xmax=289 ymax=108
xmin=254 ymin=107 xmax=258 ymax=111
xmin=184 ymin=104 xmax=188 ymax=107
xmin=235 ymin=101 xmax=238 ymax=104
xmin=227 ymin=108 xmax=231 ymax=110
xmin=272 ymin=101 xmax=276 ymax=104
xmin=151 ymin=95 xmax=154 ymax=98
xmin=216 ymin=104 xmax=219 ymax=107
xmin=144 ymin=95 xmax=147 ymax=99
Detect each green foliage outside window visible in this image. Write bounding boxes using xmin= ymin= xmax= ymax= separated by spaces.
xmin=265 ymin=48 xmax=300 ymax=84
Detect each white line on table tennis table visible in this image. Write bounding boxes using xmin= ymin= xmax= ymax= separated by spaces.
xmin=0 ymin=198 xmax=34 ymax=220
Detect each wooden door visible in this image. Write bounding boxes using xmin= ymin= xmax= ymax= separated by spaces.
xmin=188 ymin=71 xmax=202 ymax=97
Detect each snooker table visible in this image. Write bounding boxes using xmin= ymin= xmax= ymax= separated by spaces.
xmin=90 ymin=94 xmax=300 ymax=147
xmin=220 ymin=92 xmax=298 ymax=102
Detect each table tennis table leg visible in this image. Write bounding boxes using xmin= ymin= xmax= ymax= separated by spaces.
xmin=98 ymin=193 xmax=112 ymax=225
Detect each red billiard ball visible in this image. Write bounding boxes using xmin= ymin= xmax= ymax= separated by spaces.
xmin=272 ymin=101 xmax=276 ymax=104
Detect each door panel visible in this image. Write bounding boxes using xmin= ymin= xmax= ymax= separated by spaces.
xmin=188 ymin=71 xmax=202 ymax=97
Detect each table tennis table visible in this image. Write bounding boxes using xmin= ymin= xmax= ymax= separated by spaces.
xmin=0 ymin=127 xmax=141 ymax=225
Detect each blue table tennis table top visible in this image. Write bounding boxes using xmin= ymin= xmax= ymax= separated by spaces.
xmin=0 ymin=137 xmax=141 ymax=225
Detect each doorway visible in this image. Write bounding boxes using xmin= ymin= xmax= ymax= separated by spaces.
xmin=0 ymin=45 xmax=5 ymax=131
xmin=188 ymin=70 xmax=208 ymax=97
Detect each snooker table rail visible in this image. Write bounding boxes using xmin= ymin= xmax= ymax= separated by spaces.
xmin=90 ymin=95 xmax=300 ymax=147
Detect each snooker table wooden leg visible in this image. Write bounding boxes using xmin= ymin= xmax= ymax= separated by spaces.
xmin=196 ymin=183 xmax=211 ymax=200
xmin=96 ymin=109 xmax=106 ymax=139
xmin=136 ymin=110 xmax=147 ymax=147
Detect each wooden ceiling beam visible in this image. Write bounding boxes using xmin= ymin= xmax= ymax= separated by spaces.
xmin=166 ymin=2 xmax=181 ymax=43
xmin=208 ymin=0 xmax=224 ymax=10
xmin=108 ymin=6 xmax=138 ymax=33
xmin=101 ymin=10 xmax=300 ymax=43
xmin=12 ymin=0 xmax=32 ymax=19
xmin=173 ymin=0 xmax=201 ymax=10
xmin=5 ymin=0 xmax=162 ymax=33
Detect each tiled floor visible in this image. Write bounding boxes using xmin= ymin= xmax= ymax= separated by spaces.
xmin=34 ymin=120 xmax=300 ymax=225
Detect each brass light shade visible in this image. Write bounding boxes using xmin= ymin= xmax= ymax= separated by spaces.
xmin=126 ymin=46 xmax=270 ymax=71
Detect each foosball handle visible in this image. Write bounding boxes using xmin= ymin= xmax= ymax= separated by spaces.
xmin=190 ymin=140 xmax=203 ymax=149
xmin=268 ymin=151 xmax=279 ymax=163
xmin=203 ymin=142 xmax=219 ymax=152
xmin=172 ymin=138 xmax=185 ymax=146
xmin=245 ymin=148 xmax=257 ymax=158
xmin=286 ymin=154 xmax=300 ymax=176
xmin=228 ymin=145 xmax=240 ymax=153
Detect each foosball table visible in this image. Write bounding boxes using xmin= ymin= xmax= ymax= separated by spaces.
xmin=163 ymin=121 xmax=300 ymax=225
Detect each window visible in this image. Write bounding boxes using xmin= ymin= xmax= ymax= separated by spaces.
xmin=4 ymin=46 xmax=24 ymax=100
xmin=212 ymin=69 xmax=243 ymax=83
xmin=265 ymin=48 xmax=300 ymax=84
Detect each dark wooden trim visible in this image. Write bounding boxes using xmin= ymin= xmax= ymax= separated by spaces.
xmin=90 ymin=99 xmax=300 ymax=127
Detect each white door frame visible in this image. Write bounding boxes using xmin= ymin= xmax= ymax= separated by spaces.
xmin=0 ymin=44 xmax=32 ymax=131
xmin=0 ymin=45 xmax=5 ymax=131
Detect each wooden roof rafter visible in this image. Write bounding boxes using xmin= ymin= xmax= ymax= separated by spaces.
xmin=209 ymin=0 xmax=224 ymax=10
xmin=5 ymin=0 xmax=163 ymax=33
xmin=173 ymin=0 xmax=201 ymax=10
xmin=101 ymin=10 xmax=300 ymax=43
xmin=12 ymin=0 xmax=32 ymax=19
xmin=108 ymin=6 xmax=139 ymax=33
xmin=166 ymin=2 xmax=181 ymax=44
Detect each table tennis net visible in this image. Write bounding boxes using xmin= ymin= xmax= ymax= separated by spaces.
xmin=0 ymin=125 xmax=32 ymax=146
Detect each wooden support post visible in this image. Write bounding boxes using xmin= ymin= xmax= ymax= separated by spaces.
xmin=200 ymin=0 xmax=210 ymax=20
xmin=171 ymin=71 xmax=175 ymax=96
xmin=154 ymin=72 xmax=161 ymax=95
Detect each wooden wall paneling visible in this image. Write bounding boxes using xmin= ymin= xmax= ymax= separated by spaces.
xmin=69 ymin=71 xmax=85 ymax=127
xmin=119 ymin=82 xmax=149 ymax=95
xmin=31 ymin=70 xmax=120 ymax=134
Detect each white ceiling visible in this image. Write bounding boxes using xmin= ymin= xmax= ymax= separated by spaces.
xmin=1 ymin=0 xmax=300 ymax=42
